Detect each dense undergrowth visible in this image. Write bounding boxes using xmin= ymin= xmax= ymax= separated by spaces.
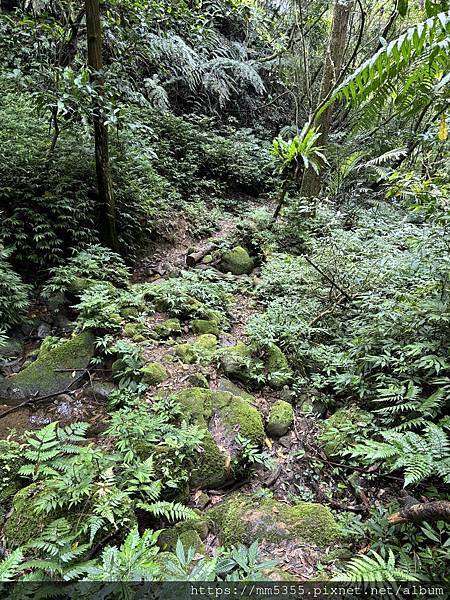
xmin=0 ymin=0 xmax=449 ymax=588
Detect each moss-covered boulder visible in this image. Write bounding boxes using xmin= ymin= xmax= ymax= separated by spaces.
xmin=67 ymin=277 xmax=116 ymax=296
xmin=123 ymin=322 xmax=145 ymax=340
xmin=0 ymin=337 xmax=23 ymax=359
xmin=0 ymin=332 xmax=95 ymax=406
xmin=216 ymin=377 xmax=255 ymax=402
xmin=188 ymin=372 xmax=209 ymax=388
xmin=220 ymin=246 xmax=255 ymax=275
xmin=265 ymin=344 xmax=292 ymax=388
xmin=267 ymin=400 xmax=294 ymax=438
xmin=174 ymin=387 xmax=264 ymax=489
xmin=175 ymin=334 xmax=217 ymax=365
xmin=5 ymin=482 xmax=137 ymax=549
xmin=141 ymin=362 xmax=167 ymax=386
xmin=158 ymin=528 xmax=204 ymax=554
xmin=154 ymin=318 xmax=182 ymax=339
xmin=4 ymin=483 xmax=57 ymax=548
xmin=190 ymin=319 xmax=220 ymax=336
xmin=209 ymin=493 xmax=339 ymax=548
xmin=318 ymin=406 xmax=374 ymax=457
xmin=219 ymin=342 xmax=255 ymax=386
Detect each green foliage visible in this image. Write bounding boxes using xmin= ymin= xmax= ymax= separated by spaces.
xmin=273 ymin=126 xmax=327 ymax=177
xmin=0 ymin=549 xmax=24 ymax=582
xmin=85 ymin=527 xmax=160 ymax=581
xmin=0 ymin=246 xmax=30 ymax=330
xmin=322 ymin=12 xmax=450 ymax=128
xmin=348 ymin=424 xmax=450 ymax=487
xmin=335 ymin=549 xmax=418 ymax=582
xmin=43 ymin=245 xmax=130 ymax=296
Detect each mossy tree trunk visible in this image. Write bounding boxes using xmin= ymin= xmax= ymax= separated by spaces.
xmin=85 ymin=0 xmax=119 ymax=251
xmin=300 ymin=0 xmax=353 ymax=198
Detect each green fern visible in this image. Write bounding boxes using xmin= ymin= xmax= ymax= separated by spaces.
xmin=137 ymin=501 xmax=199 ymax=523
xmin=0 ymin=549 xmax=24 ymax=582
xmin=335 ymin=549 xmax=419 ymax=582
xmin=349 ymin=424 xmax=450 ymax=486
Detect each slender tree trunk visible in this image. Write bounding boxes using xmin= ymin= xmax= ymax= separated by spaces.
xmin=85 ymin=0 xmax=118 ymax=250
xmin=301 ymin=0 xmax=353 ymax=198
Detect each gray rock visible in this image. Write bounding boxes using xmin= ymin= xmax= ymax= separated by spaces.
xmin=84 ymin=381 xmax=116 ymax=402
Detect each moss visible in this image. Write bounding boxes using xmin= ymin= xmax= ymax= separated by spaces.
xmin=175 ymin=343 xmax=196 ymax=364
xmin=318 ymin=406 xmax=374 ymax=457
xmin=121 ymin=307 xmax=140 ymax=319
xmin=0 ymin=331 xmax=95 ymax=404
xmin=190 ymin=319 xmax=220 ymax=336
xmin=158 ymin=528 xmax=205 ymax=553
xmin=123 ymin=322 xmax=145 ymax=339
xmin=216 ymin=377 xmax=255 ymax=402
xmin=195 ymin=334 xmax=218 ymax=351
xmin=279 ymin=502 xmax=339 ymax=547
xmin=141 ymin=362 xmax=167 ymax=386
xmin=212 ymin=391 xmax=265 ymax=447
xmin=175 ymin=335 xmax=217 ymax=365
xmin=265 ymin=344 xmax=292 ymax=388
xmin=0 ymin=440 xmax=25 ymax=506
xmin=191 ymin=430 xmax=229 ymax=489
xmin=219 ymin=342 xmax=255 ymax=386
xmin=188 ymin=372 xmax=209 ymax=388
xmin=220 ymin=246 xmax=255 ymax=275
xmin=4 ymin=483 xmax=55 ymax=548
xmin=111 ymin=358 xmax=127 ymax=378
xmin=154 ymin=318 xmax=182 ymax=339
xmin=174 ymin=388 xmax=213 ymax=426
xmin=267 ymin=400 xmax=294 ymax=438
xmin=209 ymin=494 xmax=338 ymax=548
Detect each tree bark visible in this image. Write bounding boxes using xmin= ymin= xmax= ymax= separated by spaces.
xmin=388 ymin=501 xmax=450 ymax=525
xmin=300 ymin=0 xmax=353 ymax=198
xmin=85 ymin=0 xmax=118 ymax=251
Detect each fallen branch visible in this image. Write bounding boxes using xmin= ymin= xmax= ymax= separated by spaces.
xmin=186 ymin=243 xmax=217 ymax=267
xmin=388 ymin=501 xmax=450 ymax=525
xmin=302 ymin=254 xmax=353 ymax=302
xmin=0 ymin=375 xmax=85 ymax=420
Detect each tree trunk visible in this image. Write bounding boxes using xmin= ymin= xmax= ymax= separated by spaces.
xmin=300 ymin=0 xmax=353 ymax=198
xmin=85 ymin=0 xmax=118 ymax=250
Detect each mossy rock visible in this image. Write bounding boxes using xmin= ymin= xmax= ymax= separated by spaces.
xmin=0 ymin=331 xmax=95 ymax=406
xmin=67 ymin=277 xmax=116 ymax=296
xmin=0 ymin=440 xmax=25 ymax=508
xmin=141 ymin=362 xmax=167 ymax=386
xmin=0 ymin=337 xmax=23 ymax=360
xmin=265 ymin=344 xmax=292 ymax=388
xmin=220 ymin=342 xmax=255 ymax=386
xmin=5 ymin=482 xmax=137 ymax=550
xmin=158 ymin=528 xmax=205 ymax=554
xmin=120 ymin=306 xmax=140 ymax=319
xmin=174 ymin=387 xmax=213 ymax=426
xmin=220 ymin=246 xmax=255 ymax=275
xmin=111 ymin=358 xmax=127 ymax=379
xmin=190 ymin=319 xmax=220 ymax=336
xmin=123 ymin=322 xmax=145 ymax=339
xmin=318 ymin=406 xmax=374 ymax=457
xmin=209 ymin=493 xmax=339 ymax=548
xmin=4 ymin=483 xmax=59 ymax=548
xmin=175 ymin=334 xmax=217 ymax=365
xmin=213 ymin=391 xmax=265 ymax=447
xmin=174 ymin=387 xmax=264 ymax=489
xmin=267 ymin=400 xmax=294 ymax=438
xmin=154 ymin=318 xmax=182 ymax=339
xmin=216 ymin=377 xmax=255 ymax=402
xmin=188 ymin=372 xmax=209 ymax=388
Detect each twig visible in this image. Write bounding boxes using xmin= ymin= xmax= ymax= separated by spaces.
xmin=302 ymin=254 xmax=353 ymax=302
xmin=0 ymin=375 xmax=85 ymax=420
